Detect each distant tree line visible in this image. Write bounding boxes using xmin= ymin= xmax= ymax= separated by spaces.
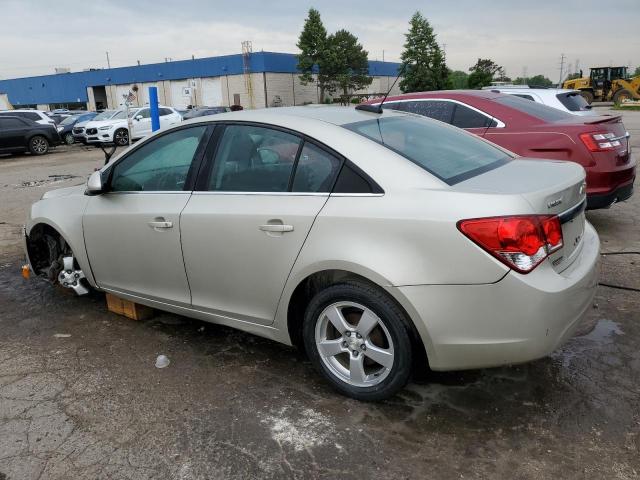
xmin=296 ymin=8 xmax=557 ymax=98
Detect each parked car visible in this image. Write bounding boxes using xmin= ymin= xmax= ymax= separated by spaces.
xmin=483 ymin=86 xmax=596 ymax=116
xmin=182 ymin=106 xmax=230 ymax=120
xmin=24 ymin=106 xmax=599 ymax=400
xmin=58 ymin=112 xmax=98 ymax=144
xmin=83 ymin=106 xmax=182 ymax=146
xmin=0 ymin=109 xmax=56 ymax=127
xmin=0 ymin=115 xmax=61 ymax=155
xmin=73 ymin=110 xmax=119 ymax=144
xmin=366 ymin=90 xmax=635 ymax=209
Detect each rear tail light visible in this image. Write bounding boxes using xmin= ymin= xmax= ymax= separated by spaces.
xmin=457 ymin=215 xmax=563 ymax=273
xmin=580 ymin=132 xmax=622 ymax=152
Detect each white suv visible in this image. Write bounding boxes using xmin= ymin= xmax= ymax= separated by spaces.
xmin=84 ymin=106 xmax=182 ymax=146
xmin=483 ymin=87 xmax=596 ymax=116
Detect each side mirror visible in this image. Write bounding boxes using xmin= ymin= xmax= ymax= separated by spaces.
xmin=135 ymin=115 xmax=143 ymax=121
xmin=86 ymin=171 xmax=105 ymax=195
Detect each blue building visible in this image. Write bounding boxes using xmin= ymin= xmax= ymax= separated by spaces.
xmin=0 ymin=51 xmax=401 ymax=111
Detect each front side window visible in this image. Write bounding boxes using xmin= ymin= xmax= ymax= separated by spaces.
xmin=208 ymin=125 xmax=301 ymax=192
xmin=345 ymin=115 xmax=510 ymax=185
xmin=159 ymin=108 xmax=172 ymax=116
xmin=110 ymin=126 xmax=207 ymax=192
xmin=384 ymin=100 xmax=455 ymax=123
xmin=292 ymin=142 xmax=342 ymax=192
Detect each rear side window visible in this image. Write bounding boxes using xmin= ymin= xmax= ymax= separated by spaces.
xmin=159 ymin=108 xmax=173 ymax=116
xmin=23 ymin=112 xmax=42 ymax=121
xmin=383 ymin=100 xmax=454 ymax=123
xmin=0 ymin=118 xmax=26 ymax=128
xmin=494 ymin=95 xmax=572 ymax=121
xmin=451 ymin=104 xmax=494 ymax=128
xmin=556 ymin=92 xmax=591 ymax=112
xmin=345 ymin=115 xmax=510 ymax=185
xmin=292 ymin=142 xmax=342 ymax=193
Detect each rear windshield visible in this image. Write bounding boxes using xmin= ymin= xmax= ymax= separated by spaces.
xmin=494 ymin=94 xmax=572 ymax=121
xmin=556 ymin=92 xmax=591 ymax=111
xmin=344 ymin=115 xmax=511 ymax=185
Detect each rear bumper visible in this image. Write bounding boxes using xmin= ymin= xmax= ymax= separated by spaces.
xmin=587 ymin=179 xmax=634 ymax=209
xmin=396 ymin=222 xmax=600 ymax=371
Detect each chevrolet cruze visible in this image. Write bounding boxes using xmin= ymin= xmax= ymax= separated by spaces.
xmin=23 ymin=106 xmax=599 ymax=400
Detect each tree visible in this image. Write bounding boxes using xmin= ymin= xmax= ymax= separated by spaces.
xmin=467 ymin=58 xmax=504 ymax=89
xmin=527 ymin=74 xmax=553 ymax=87
xmin=297 ymin=8 xmax=328 ymax=101
xmin=633 ymin=66 xmax=640 ymax=77
xmin=448 ymin=70 xmax=468 ymax=89
xmin=399 ymin=11 xmax=449 ymax=92
xmin=322 ymin=30 xmax=372 ymax=100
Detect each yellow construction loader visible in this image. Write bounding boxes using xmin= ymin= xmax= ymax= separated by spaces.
xmin=563 ymin=66 xmax=640 ymax=104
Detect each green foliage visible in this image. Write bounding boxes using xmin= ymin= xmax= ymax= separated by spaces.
xmin=399 ymin=12 xmax=449 ymax=93
xmin=468 ymin=58 xmax=505 ymax=88
xmin=322 ymin=29 xmax=373 ymax=97
xmin=296 ymin=8 xmax=372 ymax=102
xmin=448 ymin=70 xmax=468 ymax=89
xmin=634 ymin=66 xmax=640 ymax=77
xmin=527 ymin=74 xmax=553 ymax=87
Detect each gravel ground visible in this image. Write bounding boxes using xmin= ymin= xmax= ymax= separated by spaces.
xmin=0 ymin=108 xmax=638 ymax=479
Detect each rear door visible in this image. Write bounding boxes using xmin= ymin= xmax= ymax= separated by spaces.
xmin=180 ymin=123 xmax=342 ymax=325
xmin=0 ymin=117 xmax=29 ymax=150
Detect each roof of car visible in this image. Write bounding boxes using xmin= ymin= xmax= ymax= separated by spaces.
xmin=185 ymin=105 xmax=407 ymax=126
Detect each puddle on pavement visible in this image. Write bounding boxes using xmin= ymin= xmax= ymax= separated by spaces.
xmin=15 ymin=174 xmax=79 ymax=188
xmin=553 ymin=319 xmax=624 ymax=368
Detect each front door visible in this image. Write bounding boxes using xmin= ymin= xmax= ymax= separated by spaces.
xmin=83 ymin=125 xmax=210 ymax=304
xmin=131 ymin=107 xmax=152 ymax=139
xmin=180 ymin=124 xmax=342 ymax=325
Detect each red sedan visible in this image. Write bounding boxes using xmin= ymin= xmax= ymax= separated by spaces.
xmin=365 ymin=90 xmax=635 ymax=209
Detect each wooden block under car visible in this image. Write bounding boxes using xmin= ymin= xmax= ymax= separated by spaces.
xmin=105 ymin=293 xmax=155 ymax=321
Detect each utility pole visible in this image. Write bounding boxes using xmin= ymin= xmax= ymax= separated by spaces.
xmin=106 ymin=51 xmax=111 ymax=69
xmin=558 ymin=53 xmax=566 ymax=85
xmin=575 ymin=58 xmax=580 ymax=76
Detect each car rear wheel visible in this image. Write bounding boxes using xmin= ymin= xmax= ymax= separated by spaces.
xmin=303 ymin=282 xmax=413 ymax=401
xmin=63 ymin=132 xmax=74 ymax=145
xmin=29 ymin=135 xmax=49 ymax=155
xmin=114 ymin=128 xmax=129 ymax=146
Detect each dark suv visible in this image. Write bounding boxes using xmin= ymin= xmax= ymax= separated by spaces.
xmin=0 ymin=116 xmax=61 ymax=155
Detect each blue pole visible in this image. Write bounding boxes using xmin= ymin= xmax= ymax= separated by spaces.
xmin=149 ymin=86 xmax=160 ymax=132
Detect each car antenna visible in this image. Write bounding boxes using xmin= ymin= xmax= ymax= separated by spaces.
xmin=356 ymin=62 xmax=410 ymax=114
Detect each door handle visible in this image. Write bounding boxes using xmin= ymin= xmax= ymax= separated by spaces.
xmin=259 ymin=224 xmax=294 ymax=233
xmin=148 ymin=220 xmax=173 ymax=230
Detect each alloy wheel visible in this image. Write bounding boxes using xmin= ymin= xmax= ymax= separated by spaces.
xmin=31 ymin=137 xmax=47 ymax=154
xmin=315 ymin=301 xmax=394 ymax=387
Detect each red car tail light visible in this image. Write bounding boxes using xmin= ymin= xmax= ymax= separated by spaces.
xmin=579 ymin=132 xmax=622 ymax=152
xmin=458 ymin=215 xmax=564 ymax=273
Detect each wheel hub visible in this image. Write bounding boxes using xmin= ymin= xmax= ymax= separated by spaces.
xmin=57 ymin=256 xmax=89 ymax=295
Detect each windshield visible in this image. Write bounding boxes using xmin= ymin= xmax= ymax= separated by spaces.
xmin=93 ymin=110 xmax=117 ymax=121
xmin=494 ymin=95 xmax=572 ymax=121
xmin=344 ymin=115 xmax=511 ymax=185
xmin=60 ymin=116 xmax=77 ymax=126
xmin=111 ymin=110 xmax=127 ymax=120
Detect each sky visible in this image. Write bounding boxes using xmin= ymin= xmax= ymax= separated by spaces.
xmin=1 ymin=0 xmax=639 ymax=82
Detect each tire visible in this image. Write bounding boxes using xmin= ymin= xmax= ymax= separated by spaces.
xmin=114 ymin=128 xmax=129 ymax=146
xmin=580 ymin=90 xmax=594 ymax=104
xmin=28 ymin=135 xmax=49 ymax=155
xmin=613 ymin=89 xmax=633 ymax=105
xmin=303 ymin=282 xmax=413 ymax=401
xmin=63 ymin=133 xmax=74 ymax=145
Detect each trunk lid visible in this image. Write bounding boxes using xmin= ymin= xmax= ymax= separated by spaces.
xmin=456 ymin=159 xmax=587 ymax=273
